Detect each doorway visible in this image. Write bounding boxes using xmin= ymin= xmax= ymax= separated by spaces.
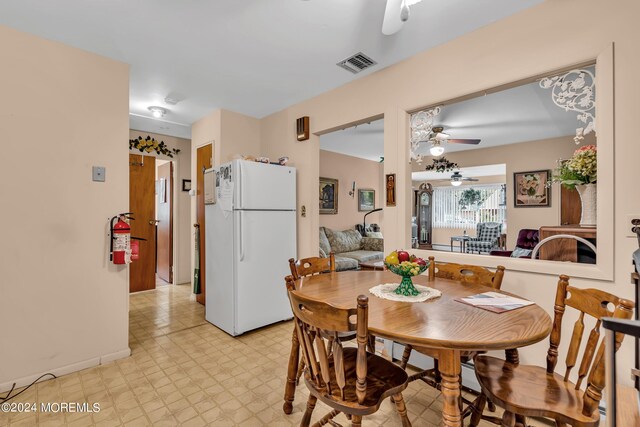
xmin=156 ymin=160 xmax=174 ymax=285
xmin=318 ymin=118 xmax=385 ymax=236
xmin=129 ymin=154 xmax=156 ymax=293
xmin=129 ymin=154 xmax=175 ymax=292
xmin=195 ymin=143 xmax=212 ymax=305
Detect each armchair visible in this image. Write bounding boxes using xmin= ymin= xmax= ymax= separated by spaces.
xmin=490 ymin=228 xmax=539 ymax=258
xmin=466 ymin=222 xmax=502 ymax=254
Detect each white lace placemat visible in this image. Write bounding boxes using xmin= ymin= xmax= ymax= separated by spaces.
xmin=369 ymin=283 xmax=442 ymax=303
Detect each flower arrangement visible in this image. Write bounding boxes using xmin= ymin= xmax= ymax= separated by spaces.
xmin=518 ymin=174 xmax=540 ymax=197
xmin=129 ymin=136 xmax=181 ymax=158
xmin=551 ymin=145 xmax=597 ymax=189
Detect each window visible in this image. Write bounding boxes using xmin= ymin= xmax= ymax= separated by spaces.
xmin=432 ymin=184 xmax=506 ymax=229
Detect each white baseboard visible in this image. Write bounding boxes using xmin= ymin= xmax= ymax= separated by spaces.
xmin=101 ymin=347 xmax=131 ymax=364
xmin=0 ymin=347 xmax=131 ymax=393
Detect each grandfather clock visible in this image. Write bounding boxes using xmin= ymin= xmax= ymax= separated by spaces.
xmin=416 ymin=183 xmax=433 ymax=249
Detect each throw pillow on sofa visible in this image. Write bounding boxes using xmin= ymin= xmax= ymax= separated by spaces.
xmin=510 ymin=247 xmax=533 ymax=258
xmin=366 ymin=231 xmax=383 ymax=239
xmin=324 ymin=228 xmax=362 ymax=253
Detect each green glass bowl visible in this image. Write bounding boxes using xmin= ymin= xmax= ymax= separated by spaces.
xmin=384 ymin=262 xmax=428 ymax=277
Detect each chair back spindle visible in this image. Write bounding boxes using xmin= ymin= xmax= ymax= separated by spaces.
xmin=285 ymin=275 xmax=369 ymax=405
xmin=546 ymin=275 xmax=634 ymax=416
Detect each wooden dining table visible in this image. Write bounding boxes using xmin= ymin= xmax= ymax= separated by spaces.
xmin=283 ymin=270 xmax=552 ymax=427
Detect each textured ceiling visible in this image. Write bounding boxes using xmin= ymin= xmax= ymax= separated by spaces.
xmin=0 ymin=0 xmax=544 ymax=138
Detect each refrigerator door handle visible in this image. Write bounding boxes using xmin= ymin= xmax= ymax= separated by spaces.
xmin=239 ymin=211 xmax=245 ymax=262
xmin=237 ymin=161 xmax=242 ymax=209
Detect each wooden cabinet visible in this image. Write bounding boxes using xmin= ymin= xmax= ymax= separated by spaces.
xmin=416 ymin=183 xmax=433 ymax=249
xmin=538 ymin=225 xmax=596 ymax=263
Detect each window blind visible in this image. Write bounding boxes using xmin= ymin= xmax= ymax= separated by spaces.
xmin=432 ymin=184 xmax=506 ymax=229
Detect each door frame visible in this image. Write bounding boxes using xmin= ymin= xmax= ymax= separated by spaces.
xmin=156 ymin=159 xmax=175 ymax=284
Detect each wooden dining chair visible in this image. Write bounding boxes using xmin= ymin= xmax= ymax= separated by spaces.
xmin=399 ymin=257 xmax=506 ymax=414
xmin=470 ymin=275 xmax=634 ymax=427
xmin=285 ymin=275 xmax=412 ymax=427
xmin=289 ymin=252 xmax=336 ymax=280
xmin=284 ymin=252 xmax=341 ymax=414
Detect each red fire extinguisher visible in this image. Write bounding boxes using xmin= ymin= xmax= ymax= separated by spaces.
xmin=111 ymin=214 xmax=132 ymax=264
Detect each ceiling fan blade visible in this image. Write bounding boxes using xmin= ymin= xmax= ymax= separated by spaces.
xmin=462 ymin=177 xmax=480 ymax=181
xmin=447 ymin=139 xmax=481 ymax=145
xmin=382 ymin=0 xmax=405 ymax=35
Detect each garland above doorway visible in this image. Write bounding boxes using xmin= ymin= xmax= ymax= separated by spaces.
xmin=129 ymin=136 xmax=181 ymax=158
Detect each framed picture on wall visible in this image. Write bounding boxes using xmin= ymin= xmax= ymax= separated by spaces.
xmin=513 ymin=169 xmax=551 ymax=207
xmin=319 ymin=177 xmax=338 ymax=214
xmin=182 ymin=179 xmax=191 ymax=192
xmin=386 ymin=173 xmax=396 ymax=207
xmin=358 ymin=189 xmax=375 ymax=211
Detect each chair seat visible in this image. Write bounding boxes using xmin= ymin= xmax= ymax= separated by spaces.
xmin=305 ymin=347 xmax=408 ymax=415
xmin=474 ymin=355 xmax=600 ymax=427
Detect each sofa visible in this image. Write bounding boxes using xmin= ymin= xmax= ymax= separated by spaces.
xmin=319 ymin=227 xmax=384 ymax=271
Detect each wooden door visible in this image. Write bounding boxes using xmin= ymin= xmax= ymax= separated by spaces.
xmin=130 ymin=154 xmax=156 ymax=293
xmin=196 ymin=144 xmax=213 ymax=305
xmin=156 ymin=162 xmax=173 ymax=283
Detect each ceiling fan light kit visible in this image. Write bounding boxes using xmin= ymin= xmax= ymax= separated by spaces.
xmin=429 ymin=141 xmax=445 ymax=157
xmin=409 ymin=106 xmax=482 ymax=163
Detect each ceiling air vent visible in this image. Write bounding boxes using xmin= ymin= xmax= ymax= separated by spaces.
xmin=337 ymin=52 xmax=377 ymax=74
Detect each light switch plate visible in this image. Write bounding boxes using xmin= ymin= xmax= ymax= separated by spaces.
xmin=626 ymin=214 xmax=640 ymax=237
xmin=92 ymin=166 xmax=106 ymax=182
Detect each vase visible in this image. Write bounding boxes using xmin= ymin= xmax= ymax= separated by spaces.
xmin=576 ymin=183 xmax=597 ymax=226
xmin=394 ymin=276 xmax=420 ymax=296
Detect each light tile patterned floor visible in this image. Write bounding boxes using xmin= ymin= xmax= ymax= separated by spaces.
xmin=1 ymin=284 xmax=548 ymax=426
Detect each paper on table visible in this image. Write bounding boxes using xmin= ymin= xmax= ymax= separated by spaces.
xmin=460 ymin=292 xmax=533 ymax=307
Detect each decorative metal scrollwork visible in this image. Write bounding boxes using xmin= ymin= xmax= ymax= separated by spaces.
xmin=539 ymin=69 xmax=595 ymax=144
xmin=409 ymin=106 xmax=441 ymax=163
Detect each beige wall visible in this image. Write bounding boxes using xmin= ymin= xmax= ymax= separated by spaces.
xmin=220 ymin=109 xmax=261 ymax=164
xmin=129 ymin=130 xmax=192 ymax=285
xmin=413 ymin=136 xmax=580 ymax=248
xmin=254 ymin=0 xmax=639 ymax=383
xmin=319 ymin=150 xmax=384 ymax=232
xmin=0 ymin=25 xmax=130 ymax=389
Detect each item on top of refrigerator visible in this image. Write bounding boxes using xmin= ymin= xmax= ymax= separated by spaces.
xmin=278 ymin=156 xmax=289 ymax=165
xmin=256 ymin=157 xmax=270 ymax=163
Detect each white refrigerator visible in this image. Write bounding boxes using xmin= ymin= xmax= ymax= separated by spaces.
xmin=205 ymin=160 xmax=296 ymax=336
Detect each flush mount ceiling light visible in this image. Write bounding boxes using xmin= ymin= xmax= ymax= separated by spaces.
xmin=148 ymin=106 xmax=168 ymax=118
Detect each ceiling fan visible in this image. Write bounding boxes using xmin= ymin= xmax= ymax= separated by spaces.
xmin=450 ymin=171 xmax=479 ymax=186
xmin=430 ymin=126 xmax=481 ymax=145
xmin=426 ymin=126 xmax=481 ymax=156
xmin=382 ymin=0 xmax=424 ymax=35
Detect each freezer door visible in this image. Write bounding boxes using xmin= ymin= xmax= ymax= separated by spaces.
xmin=205 ymin=203 xmax=236 ymax=335
xmin=233 ymin=160 xmax=296 ymax=210
xmin=234 ymin=210 xmax=296 ymax=334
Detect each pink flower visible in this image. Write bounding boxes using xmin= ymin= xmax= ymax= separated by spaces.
xmin=575 ymin=144 xmax=597 ymax=154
